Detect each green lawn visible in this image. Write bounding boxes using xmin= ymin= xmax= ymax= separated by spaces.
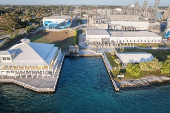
xmin=112 ymin=69 xmax=167 ymax=80
xmin=123 ymin=48 xmax=170 ymax=62
xmin=134 ymin=43 xmax=165 ymax=47
xmin=105 ymin=52 xmax=118 ymax=67
xmin=29 ymin=30 xmax=75 ymax=50
xmin=30 ymin=35 xmax=48 ymax=43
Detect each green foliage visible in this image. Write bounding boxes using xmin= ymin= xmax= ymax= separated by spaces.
xmin=126 ymin=63 xmax=140 ymax=77
xmin=161 ymin=57 xmax=170 ymax=74
xmin=115 ymin=59 xmax=121 ymax=66
xmin=139 ymin=58 xmax=163 ymax=72
xmin=73 ymin=29 xmax=77 ymax=45
xmin=111 ymin=49 xmax=117 ymax=56
xmin=104 ymin=52 xmax=118 ymax=67
xmin=25 ymin=26 xmax=35 ymax=33
xmin=112 ymin=56 xmax=116 ymax=60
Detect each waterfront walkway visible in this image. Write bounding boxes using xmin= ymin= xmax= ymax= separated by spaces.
xmin=0 ymin=54 xmax=65 ymax=92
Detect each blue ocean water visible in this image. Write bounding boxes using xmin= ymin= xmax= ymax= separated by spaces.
xmin=0 ymin=57 xmax=170 ymax=113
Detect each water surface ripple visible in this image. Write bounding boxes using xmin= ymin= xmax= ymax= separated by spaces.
xmin=0 ymin=57 xmax=170 ymax=113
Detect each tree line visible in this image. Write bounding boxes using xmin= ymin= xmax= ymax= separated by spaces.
xmin=126 ymin=56 xmax=170 ymax=77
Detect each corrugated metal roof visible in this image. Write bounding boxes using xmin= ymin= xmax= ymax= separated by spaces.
xmin=110 ymin=31 xmax=161 ymax=37
xmin=116 ymin=52 xmax=154 ymax=64
xmin=86 ymin=29 xmax=110 ymax=35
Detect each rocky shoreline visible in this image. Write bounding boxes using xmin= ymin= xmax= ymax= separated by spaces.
xmin=119 ymin=76 xmax=170 ymax=89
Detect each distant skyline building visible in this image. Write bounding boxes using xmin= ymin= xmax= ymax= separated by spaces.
xmin=135 ymin=1 xmax=138 ymax=7
xmin=0 ymin=0 xmax=169 ymax=6
xmin=155 ymin=0 xmax=160 ymax=10
xmin=143 ymin=1 xmax=148 ymax=8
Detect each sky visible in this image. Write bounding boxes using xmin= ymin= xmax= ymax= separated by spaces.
xmin=0 ymin=0 xmax=169 ymax=6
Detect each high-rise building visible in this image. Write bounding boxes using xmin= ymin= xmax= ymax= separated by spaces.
xmin=143 ymin=1 xmax=148 ymax=8
xmin=135 ymin=1 xmax=138 ymax=7
xmin=155 ymin=0 xmax=160 ymax=11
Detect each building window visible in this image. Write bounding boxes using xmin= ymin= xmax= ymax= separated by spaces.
xmin=155 ymin=40 xmax=157 ymax=42
xmin=158 ymin=40 xmax=160 ymax=42
xmin=151 ymin=40 xmax=153 ymax=42
xmin=138 ymin=40 xmax=139 ymax=42
xmin=2 ymin=57 xmax=10 ymax=61
xmin=2 ymin=57 xmax=6 ymax=60
xmin=145 ymin=40 xmax=146 ymax=42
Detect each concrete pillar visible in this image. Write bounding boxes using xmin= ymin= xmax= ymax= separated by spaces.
xmin=25 ymin=71 xmax=27 ymax=78
xmin=1 ymin=71 xmax=3 ymax=78
xmin=15 ymin=71 xmax=16 ymax=78
xmin=42 ymin=71 xmax=44 ymax=78
xmin=37 ymin=72 xmax=38 ymax=78
xmin=31 ymin=71 xmax=33 ymax=78
xmin=20 ymin=71 xmax=22 ymax=78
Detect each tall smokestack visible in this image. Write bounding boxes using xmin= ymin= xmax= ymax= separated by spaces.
xmin=143 ymin=1 xmax=148 ymax=8
xmin=155 ymin=0 xmax=160 ymax=11
xmin=135 ymin=1 xmax=138 ymax=7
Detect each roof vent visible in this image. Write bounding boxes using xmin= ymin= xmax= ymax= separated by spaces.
xmin=21 ymin=38 xmax=30 ymax=44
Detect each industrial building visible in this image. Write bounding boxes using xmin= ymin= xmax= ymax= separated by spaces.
xmin=110 ymin=21 xmax=149 ymax=30
xmin=116 ymin=52 xmax=154 ymax=67
xmin=86 ymin=29 xmax=162 ymax=44
xmin=0 ymin=39 xmax=62 ymax=78
xmin=42 ymin=16 xmax=72 ymax=29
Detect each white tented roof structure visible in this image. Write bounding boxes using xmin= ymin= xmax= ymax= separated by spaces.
xmin=0 ymin=39 xmax=59 ymax=66
xmin=116 ymin=52 xmax=154 ymax=64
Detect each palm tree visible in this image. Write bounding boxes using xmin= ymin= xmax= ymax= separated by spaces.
xmin=139 ymin=62 xmax=145 ymax=70
xmin=115 ymin=59 xmax=121 ymax=70
xmin=155 ymin=62 xmax=163 ymax=71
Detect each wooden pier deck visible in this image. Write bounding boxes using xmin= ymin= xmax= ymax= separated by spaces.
xmin=0 ymin=54 xmax=65 ymax=93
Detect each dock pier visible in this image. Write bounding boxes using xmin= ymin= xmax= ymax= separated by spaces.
xmin=0 ymin=50 xmax=119 ymax=92
xmin=102 ymin=53 xmax=120 ymax=92
xmin=0 ymin=54 xmax=65 ymax=93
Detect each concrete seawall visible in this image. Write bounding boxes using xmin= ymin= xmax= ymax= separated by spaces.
xmin=102 ymin=53 xmax=120 ymax=92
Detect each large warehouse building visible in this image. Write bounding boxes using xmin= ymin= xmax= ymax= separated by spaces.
xmin=86 ymin=29 xmax=162 ymax=44
xmin=42 ymin=16 xmax=72 ymax=29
